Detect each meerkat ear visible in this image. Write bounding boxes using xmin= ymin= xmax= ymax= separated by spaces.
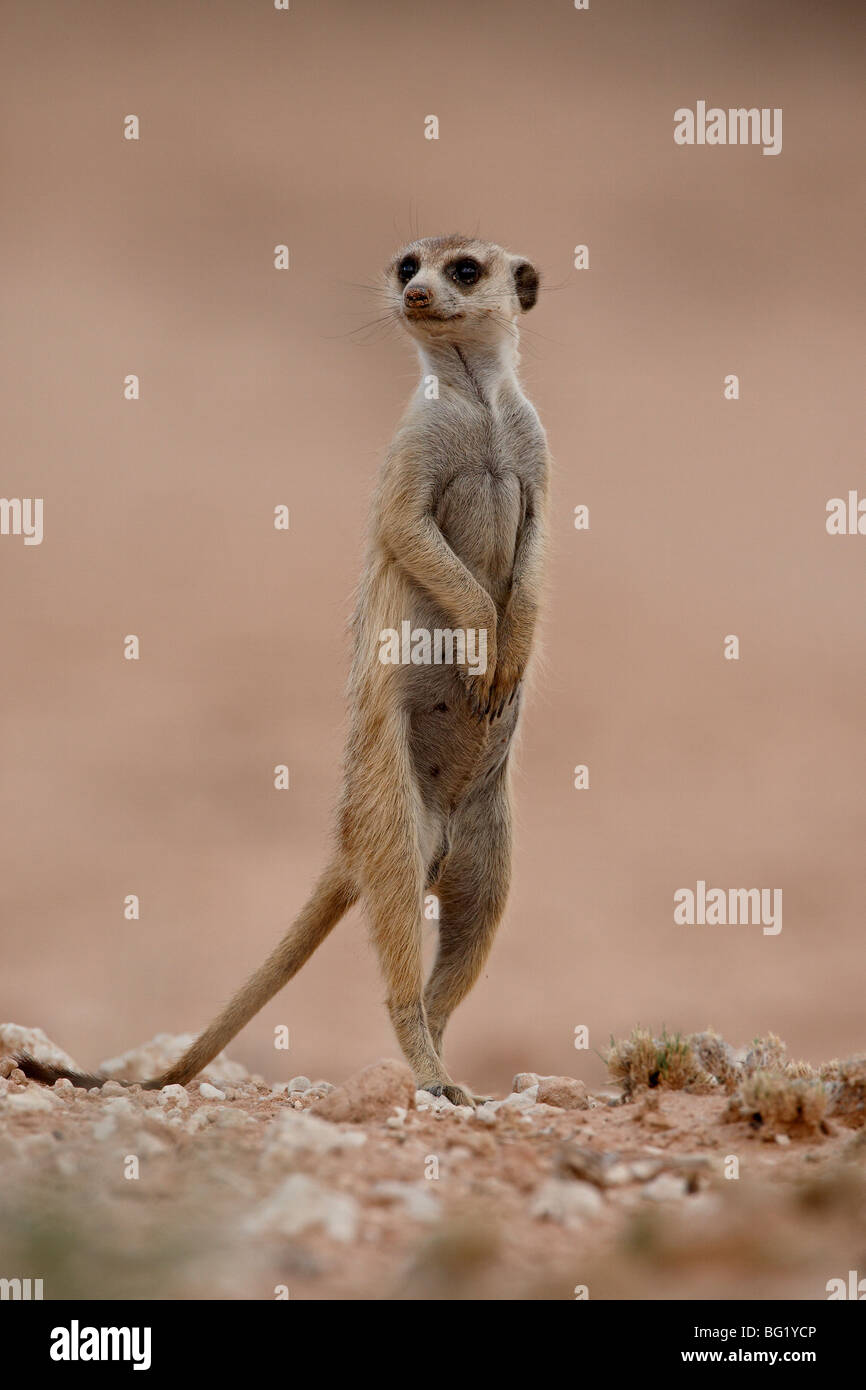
xmin=512 ymin=259 xmax=539 ymax=311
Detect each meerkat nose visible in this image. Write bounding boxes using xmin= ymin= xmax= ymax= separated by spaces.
xmin=404 ymin=285 xmax=432 ymax=307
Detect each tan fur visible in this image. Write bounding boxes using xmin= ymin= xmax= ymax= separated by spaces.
xmin=17 ymin=236 xmax=550 ymax=1106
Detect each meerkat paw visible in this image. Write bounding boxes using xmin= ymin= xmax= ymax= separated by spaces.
xmin=486 ymin=669 xmax=524 ymax=722
xmin=421 ymin=1080 xmax=477 ymax=1108
xmin=458 ymin=670 xmax=496 ymax=722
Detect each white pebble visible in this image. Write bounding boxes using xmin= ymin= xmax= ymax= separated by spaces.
xmin=157 ymin=1084 xmax=189 ymax=1108
xmin=245 ymin=1174 xmax=358 ymax=1242
xmin=100 ymin=1080 xmax=127 ymax=1097
xmin=5 ymin=1089 xmax=56 ymax=1113
xmin=102 ymin=1097 xmax=136 ymax=1119
xmin=198 ymin=1082 xmax=226 ymax=1101
xmin=212 ymin=1106 xmax=250 ymax=1128
xmin=643 ymin=1173 xmax=689 ymax=1202
xmin=371 ymin=1181 xmax=439 ymax=1221
xmin=531 ymin=1178 xmax=603 ymax=1224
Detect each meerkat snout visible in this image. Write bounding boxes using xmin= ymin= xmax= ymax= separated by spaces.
xmin=403 ymin=284 xmax=432 ymax=308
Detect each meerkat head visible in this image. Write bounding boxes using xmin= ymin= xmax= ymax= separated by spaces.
xmin=387 ymin=235 xmax=539 ymax=348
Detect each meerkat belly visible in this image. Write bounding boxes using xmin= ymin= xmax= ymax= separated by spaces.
xmin=436 ymin=466 xmax=523 ymax=606
xmin=400 ymin=642 xmax=520 ymax=851
xmin=407 ymin=673 xmax=520 ymax=879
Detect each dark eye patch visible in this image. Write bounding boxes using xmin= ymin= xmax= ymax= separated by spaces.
xmin=397 ymin=256 xmax=419 ymax=283
xmin=449 ymin=258 xmax=483 ymax=286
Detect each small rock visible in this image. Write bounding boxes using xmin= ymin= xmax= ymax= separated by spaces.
xmin=557 ymin=1144 xmax=628 ymax=1188
xmin=100 ymin=1080 xmax=127 ymax=1098
xmin=536 ymin=1076 xmax=590 ymax=1110
xmin=0 ymin=1022 xmax=82 ymax=1074
xmin=512 ymin=1072 xmax=589 ymax=1109
xmin=53 ymin=1077 xmax=74 ymax=1094
xmin=512 ymin=1072 xmax=540 ymax=1093
xmin=311 ymin=1059 xmax=415 ymax=1124
xmin=630 ymin=1159 xmax=663 ymax=1181
xmin=131 ymin=1131 xmax=169 ymax=1157
xmin=371 ymin=1181 xmax=439 ymax=1221
xmin=643 ymin=1173 xmax=689 ymax=1202
xmin=531 ymin=1178 xmax=603 ymax=1224
xmin=500 ymin=1086 xmax=539 ymax=1112
xmin=157 ymin=1084 xmax=189 ymax=1108
xmin=5 ymin=1088 xmax=56 ymax=1114
xmin=198 ymin=1082 xmax=226 ymax=1101
xmin=262 ymin=1109 xmax=366 ymax=1163
xmin=102 ymin=1097 xmax=136 ymax=1119
xmin=212 ymin=1106 xmax=250 ymax=1129
xmin=245 ymin=1174 xmax=358 ymax=1242
xmin=187 ymin=1111 xmax=214 ymax=1132
xmin=415 ymin=1090 xmax=455 ymax=1113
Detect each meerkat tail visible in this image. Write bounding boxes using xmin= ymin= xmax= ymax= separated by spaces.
xmin=14 ymin=860 xmax=358 ymax=1092
xmin=12 ymin=1054 xmax=107 ymax=1090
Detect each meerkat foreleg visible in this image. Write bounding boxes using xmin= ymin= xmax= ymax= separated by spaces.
xmin=486 ymin=490 xmax=547 ymax=719
xmin=379 ymin=472 xmax=500 ymax=717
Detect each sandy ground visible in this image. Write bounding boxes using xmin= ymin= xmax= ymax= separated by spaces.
xmin=2 ymin=1024 xmax=865 ymax=1301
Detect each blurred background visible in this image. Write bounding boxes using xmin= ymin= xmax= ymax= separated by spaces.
xmin=2 ymin=0 xmax=865 ymax=1094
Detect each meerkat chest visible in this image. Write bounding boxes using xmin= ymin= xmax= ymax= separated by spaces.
xmin=434 ymin=432 xmax=527 ymax=590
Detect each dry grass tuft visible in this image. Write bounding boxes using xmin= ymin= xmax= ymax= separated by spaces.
xmin=604 ymin=1028 xmax=715 ymax=1098
xmin=723 ymin=1069 xmax=829 ymax=1139
xmin=821 ymin=1054 xmax=866 ymax=1129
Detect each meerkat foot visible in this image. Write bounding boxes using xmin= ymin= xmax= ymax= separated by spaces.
xmin=420 ymin=1080 xmax=476 ymax=1108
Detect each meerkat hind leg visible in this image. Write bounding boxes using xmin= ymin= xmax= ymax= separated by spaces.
xmin=356 ymin=749 xmax=470 ymax=1101
xmin=423 ymin=770 xmax=512 ymax=1103
xmin=366 ymin=866 xmax=472 ymax=1104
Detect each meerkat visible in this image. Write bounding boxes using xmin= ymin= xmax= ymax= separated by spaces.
xmin=18 ymin=235 xmax=550 ymax=1107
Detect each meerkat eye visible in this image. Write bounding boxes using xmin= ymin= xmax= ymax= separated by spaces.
xmin=452 ymin=258 xmax=481 ymax=285
xmin=397 ymin=256 xmax=419 ymax=283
